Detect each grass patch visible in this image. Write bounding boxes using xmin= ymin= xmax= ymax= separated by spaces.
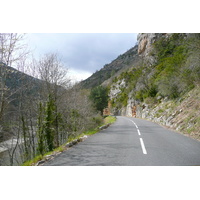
xmin=22 ymin=155 xmax=43 ymax=166
xmin=84 ymin=129 xmax=99 ymax=136
xmin=104 ymin=116 xmax=116 ymax=124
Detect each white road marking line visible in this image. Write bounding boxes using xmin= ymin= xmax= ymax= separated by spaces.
xmin=135 ymin=124 xmax=138 ymax=129
xmin=137 ymin=128 xmax=141 ymax=136
xmin=127 ymin=118 xmax=148 ymax=155
xmin=140 ymin=138 xmax=147 ymax=154
xmin=128 ymin=119 xmax=140 ymax=136
xmin=128 ymin=119 xmax=136 ymax=126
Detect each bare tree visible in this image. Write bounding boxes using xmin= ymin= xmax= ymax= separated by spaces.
xmin=34 ymin=53 xmax=71 ymax=151
xmin=0 ymin=44 xmax=102 ymax=165
xmin=0 ymin=33 xmax=31 ymax=165
xmin=0 ymin=33 xmax=29 ymax=124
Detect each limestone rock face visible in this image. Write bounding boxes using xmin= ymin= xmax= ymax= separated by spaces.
xmin=137 ymin=33 xmax=170 ymax=65
xmin=138 ymin=33 xmax=170 ymax=55
xmin=109 ymin=79 xmax=126 ymax=100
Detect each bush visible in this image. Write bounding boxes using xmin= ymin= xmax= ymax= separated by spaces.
xmin=152 ymin=33 xmax=192 ymax=99
xmin=92 ymin=114 xmax=103 ymax=126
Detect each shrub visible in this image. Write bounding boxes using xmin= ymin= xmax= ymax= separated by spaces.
xmin=92 ymin=115 xmax=103 ymax=126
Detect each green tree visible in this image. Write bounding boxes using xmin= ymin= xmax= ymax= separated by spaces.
xmin=89 ymin=86 xmax=108 ymax=115
xmin=37 ymin=102 xmax=45 ymax=155
xmin=44 ymin=95 xmax=56 ymax=152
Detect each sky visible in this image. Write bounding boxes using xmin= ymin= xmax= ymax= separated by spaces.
xmin=26 ymin=33 xmax=138 ymax=82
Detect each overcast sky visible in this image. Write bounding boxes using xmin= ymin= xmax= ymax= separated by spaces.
xmin=26 ymin=33 xmax=138 ymax=81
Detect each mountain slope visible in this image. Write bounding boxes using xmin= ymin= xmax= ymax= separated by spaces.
xmin=1 ymin=64 xmax=43 ymax=91
xmin=0 ymin=64 xmax=44 ymax=107
xmin=80 ymin=33 xmax=200 ymax=141
xmin=80 ymin=45 xmax=141 ymax=89
xmin=108 ymin=33 xmax=200 ymax=140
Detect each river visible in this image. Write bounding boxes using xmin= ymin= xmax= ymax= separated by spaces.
xmin=0 ymin=138 xmax=24 ymax=166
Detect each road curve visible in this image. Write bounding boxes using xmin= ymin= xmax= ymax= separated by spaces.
xmin=43 ymin=116 xmax=200 ymax=166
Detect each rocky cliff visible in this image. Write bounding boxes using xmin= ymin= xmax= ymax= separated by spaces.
xmin=137 ymin=33 xmax=164 ymax=65
xmin=109 ymin=33 xmax=200 ymax=141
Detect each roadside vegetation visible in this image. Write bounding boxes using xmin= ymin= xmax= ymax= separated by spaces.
xmin=22 ymin=115 xmax=116 ymax=166
xmin=0 ymin=33 xmax=116 ymax=166
xmin=110 ymin=33 xmax=200 ymax=106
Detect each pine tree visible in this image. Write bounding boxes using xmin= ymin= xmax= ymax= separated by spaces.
xmin=89 ymin=86 xmax=108 ymax=115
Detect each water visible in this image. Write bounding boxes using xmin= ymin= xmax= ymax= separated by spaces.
xmin=0 ymin=138 xmax=24 ymax=166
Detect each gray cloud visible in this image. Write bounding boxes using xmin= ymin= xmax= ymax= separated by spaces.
xmin=27 ymin=33 xmax=137 ymax=78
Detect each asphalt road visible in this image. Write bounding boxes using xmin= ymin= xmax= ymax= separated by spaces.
xmin=43 ymin=116 xmax=200 ymax=166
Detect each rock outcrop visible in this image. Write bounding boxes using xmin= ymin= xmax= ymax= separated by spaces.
xmin=137 ymin=33 xmax=170 ymax=65
xmin=136 ymin=86 xmax=200 ymax=141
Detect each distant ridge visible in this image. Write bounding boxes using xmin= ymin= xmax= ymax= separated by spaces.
xmin=80 ymin=45 xmax=141 ymax=89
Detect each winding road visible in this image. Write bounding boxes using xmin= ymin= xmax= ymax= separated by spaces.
xmin=43 ymin=116 xmax=200 ymax=166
